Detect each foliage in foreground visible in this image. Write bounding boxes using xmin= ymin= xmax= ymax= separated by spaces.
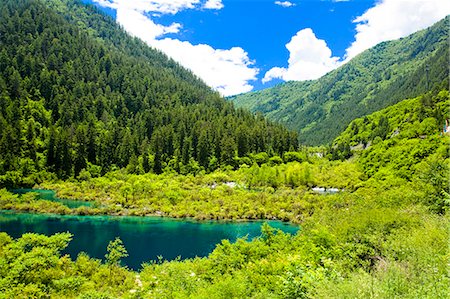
xmin=0 ymin=232 xmax=135 ymax=298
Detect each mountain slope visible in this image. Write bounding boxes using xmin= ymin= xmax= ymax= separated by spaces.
xmin=230 ymin=17 xmax=449 ymax=146
xmin=0 ymin=0 xmax=297 ymax=184
xmin=330 ymin=89 xmax=449 ymax=210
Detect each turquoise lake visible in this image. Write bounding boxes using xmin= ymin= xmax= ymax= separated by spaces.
xmin=10 ymin=188 xmax=93 ymax=208
xmin=0 ymin=190 xmax=299 ymax=270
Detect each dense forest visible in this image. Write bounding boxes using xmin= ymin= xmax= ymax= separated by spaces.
xmin=0 ymin=89 xmax=448 ymax=298
xmin=230 ymin=16 xmax=449 ymax=145
xmin=0 ymin=0 xmax=298 ymax=186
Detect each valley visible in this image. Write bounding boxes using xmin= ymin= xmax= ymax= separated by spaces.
xmin=0 ymin=0 xmax=448 ymax=298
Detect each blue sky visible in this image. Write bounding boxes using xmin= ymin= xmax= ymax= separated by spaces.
xmin=84 ymin=0 xmax=450 ymax=96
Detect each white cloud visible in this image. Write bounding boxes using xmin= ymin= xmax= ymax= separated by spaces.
xmin=263 ymin=28 xmax=340 ymax=83
xmin=115 ymin=7 xmax=182 ymax=42
xmin=157 ymin=39 xmax=257 ymax=96
xmin=203 ymin=0 xmax=224 ymax=10
xmin=93 ymin=0 xmax=256 ymax=96
xmin=275 ymin=1 xmax=295 ymax=8
xmin=264 ymin=0 xmax=450 ymax=83
xmin=344 ymin=0 xmax=450 ymax=60
xmin=94 ymin=0 xmax=201 ymax=15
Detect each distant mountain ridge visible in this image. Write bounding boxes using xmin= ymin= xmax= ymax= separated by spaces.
xmin=230 ymin=17 xmax=449 ymax=146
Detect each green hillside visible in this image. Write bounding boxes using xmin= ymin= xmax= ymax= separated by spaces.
xmin=0 ymin=0 xmax=297 ymax=186
xmin=331 ymin=89 xmax=449 ymax=205
xmin=230 ymin=16 xmax=449 ymax=145
xmin=332 ymin=90 xmax=449 ymax=153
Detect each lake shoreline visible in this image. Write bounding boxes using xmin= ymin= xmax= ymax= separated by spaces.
xmin=3 ymin=188 xmax=301 ymax=224
xmin=0 ymin=208 xmax=298 ymax=226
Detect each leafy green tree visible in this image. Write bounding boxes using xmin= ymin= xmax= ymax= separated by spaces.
xmin=105 ymin=237 xmax=128 ymax=266
xmin=419 ymin=157 xmax=450 ymax=213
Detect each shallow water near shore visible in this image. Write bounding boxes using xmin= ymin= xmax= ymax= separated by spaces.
xmin=10 ymin=188 xmax=93 ymax=208
xmin=0 ymin=202 xmax=298 ymax=270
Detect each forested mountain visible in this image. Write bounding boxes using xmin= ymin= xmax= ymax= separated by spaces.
xmin=330 ymin=89 xmax=449 ymax=196
xmin=0 ymin=0 xmax=298 ymax=185
xmin=332 ymin=90 xmax=449 ymax=156
xmin=230 ymin=16 xmax=449 ymax=145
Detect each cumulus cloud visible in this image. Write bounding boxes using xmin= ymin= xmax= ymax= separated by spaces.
xmin=275 ymin=1 xmax=295 ymax=8
xmin=157 ymin=39 xmax=257 ymax=96
xmin=115 ymin=8 xmax=181 ymax=42
xmin=203 ymin=0 xmax=224 ymax=10
xmin=94 ymin=0 xmax=201 ymax=15
xmin=93 ymin=0 xmax=256 ymax=96
xmin=264 ymin=0 xmax=450 ymax=83
xmin=263 ymin=29 xmax=340 ymax=83
xmin=344 ymin=0 xmax=450 ymax=60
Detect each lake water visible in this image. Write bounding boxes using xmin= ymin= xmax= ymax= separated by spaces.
xmin=10 ymin=188 xmax=93 ymax=208
xmin=0 ymin=190 xmax=299 ymax=270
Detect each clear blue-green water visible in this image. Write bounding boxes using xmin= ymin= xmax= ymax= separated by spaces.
xmin=0 ymin=192 xmax=299 ymax=270
xmin=10 ymin=188 xmax=93 ymax=208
